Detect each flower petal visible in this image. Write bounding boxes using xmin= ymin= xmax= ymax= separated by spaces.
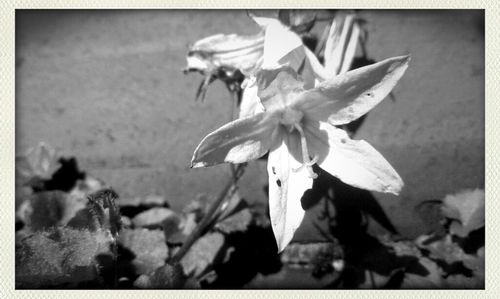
xmin=185 ymin=32 xmax=264 ymax=75
xmin=324 ymin=12 xmax=360 ymax=75
xmin=256 ymin=66 xmax=305 ymax=111
xmin=267 ymin=129 xmax=313 ymax=252
xmin=303 ymin=46 xmax=329 ymax=83
xmin=294 ymin=55 xmax=410 ymax=125
xmin=238 ymin=79 xmax=265 ymax=118
xmin=304 ymin=121 xmax=403 ymax=195
xmin=252 ymin=16 xmax=304 ymax=70
xmin=191 ymin=112 xmax=280 ymax=168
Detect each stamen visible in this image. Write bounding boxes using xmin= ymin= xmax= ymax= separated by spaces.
xmin=292 ymin=123 xmax=318 ymax=179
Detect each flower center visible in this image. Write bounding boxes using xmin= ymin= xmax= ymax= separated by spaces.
xmin=293 ymin=123 xmax=319 ymax=179
xmin=278 ymin=108 xmax=318 ymax=179
xmin=280 ymin=107 xmax=304 ymax=127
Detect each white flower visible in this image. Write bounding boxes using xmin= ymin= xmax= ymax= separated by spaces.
xmin=191 ymin=54 xmax=410 ymax=251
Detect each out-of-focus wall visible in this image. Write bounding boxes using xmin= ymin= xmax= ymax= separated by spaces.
xmin=16 ymin=10 xmax=484 ymax=238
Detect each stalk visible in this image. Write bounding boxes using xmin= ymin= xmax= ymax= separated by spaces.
xmin=170 ymin=164 xmax=246 ymax=263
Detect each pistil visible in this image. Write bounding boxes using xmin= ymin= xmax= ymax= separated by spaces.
xmin=293 ymin=123 xmax=318 ymax=179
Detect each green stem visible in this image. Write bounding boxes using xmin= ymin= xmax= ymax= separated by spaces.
xmin=169 ymin=164 xmax=247 ymax=263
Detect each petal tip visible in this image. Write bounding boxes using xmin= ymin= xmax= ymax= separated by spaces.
xmin=190 ymin=160 xmax=207 ymax=168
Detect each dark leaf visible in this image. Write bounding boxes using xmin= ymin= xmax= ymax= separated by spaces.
xmin=131 ymin=207 xmax=176 ymax=229
xmin=441 ymin=189 xmax=484 ymax=236
xmin=163 ymin=213 xmax=197 ymax=245
xmin=215 ymin=208 xmax=252 ymax=234
xmin=16 ymin=227 xmax=113 ymax=288
xmin=17 ymin=191 xmax=87 ymax=231
xmin=134 ymin=263 xmax=187 ymax=289
xmin=213 ymin=192 xmax=252 ymax=234
xmin=401 ymin=258 xmax=443 ymax=288
xmin=117 ymin=228 xmax=169 ymax=275
xmin=180 ymin=232 xmax=225 ymax=277
xmin=16 ymin=142 xmax=59 ymax=183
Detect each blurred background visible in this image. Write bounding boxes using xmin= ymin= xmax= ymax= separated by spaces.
xmin=16 ymin=10 xmax=484 ymax=239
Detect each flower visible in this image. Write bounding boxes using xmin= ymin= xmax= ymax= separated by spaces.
xmin=191 ymin=54 xmax=410 ymax=251
xmin=183 ymin=14 xmax=328 ymax=103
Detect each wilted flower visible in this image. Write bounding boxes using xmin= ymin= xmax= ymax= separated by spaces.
xmin=191 ymin=54 xmax=410 ymax=251
xmin=183 ymin=13 xmax=329 ymax=102
xmin=184 ymin=32 xmax=264 ymax=79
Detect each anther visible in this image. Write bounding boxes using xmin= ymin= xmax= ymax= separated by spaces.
xmin=292 ymin=123 xmax=318 ymax=179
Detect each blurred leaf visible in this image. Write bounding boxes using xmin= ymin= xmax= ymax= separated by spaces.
xmin=416 ymin=234 xmax=466 ymax=265
xmin=214 ymin=190 xmax=243 ymax=221
xmin=118 ymin=194 xmax=166 ymax=208
xmin=358 ymin=270 xmax=392 ymax=289
xmin=131 ymin=207 xmax=176 ymax=229
xmin=180 ymin=232 xmax=225 ymax=277
xmin=134 ymin=263 xmax=187 ymax=289
xmin=163 ymin=212 xmax=197 ymax=245
xmin=463 ymin=246 xmax=485 ymax=283
xmin=16 ymin=142 xmax=59 ymax=182
xmin=281 ymin=242 xmax=338 ymax=265
xmin=278 ymin=10 xmax=318 ymax=33
xmin=441 ymin=189 xmax=484 ymax=236
xmin=117 ymin=228 xmax=169 ymax=275
xmin=183 ymin=194 xmax=210 ymax=222
xmin=213 ymin=191 xmax=252 ymax=234
xmin=401 ymin=257 xmax=443 ymax=288
xmin=68 ymin=175 xmax=106 ymax=200
xmin=444 ymin=274 xmax=484 ymax=288
xmin=16 ymin=227 xmax=113 ymax=288
xmin=215 ymin=208 xmax=252 ymax=234
xmin=16 ymin=191 xmax=87 ymax=231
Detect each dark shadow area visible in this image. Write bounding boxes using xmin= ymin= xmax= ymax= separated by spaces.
xmin=299 ymin=166 xmax=431 ymax=288
xmin=202 ymin=225 xmax=282 ymax=288
xmin=29 ymin=157 xmax=85 ymax=192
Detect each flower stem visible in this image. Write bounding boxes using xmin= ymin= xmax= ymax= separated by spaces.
xmin=169 ymin=163 xmax=247 ymax=263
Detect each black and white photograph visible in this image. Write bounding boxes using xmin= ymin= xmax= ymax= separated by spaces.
xmin=13 ymin=9 xmax=485 ymax=289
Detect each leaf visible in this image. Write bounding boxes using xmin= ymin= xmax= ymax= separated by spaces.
xmin=278 ymin=10 xmax=318 ymax=33
xmin=416 ymin=234 xmax=466 ymax=265
xmin=16 ymin=142 xmax=59 ymax=182
xmin=118 ymin=194 xmax=166 ymax=208
xmin=444 ymin=274 xmax=484 ymax=289
xmin=163 ymin=212 xmax=197 ymax=245
xmin=134 ymin=263 xmax=187 ymax=289
xmin=117 ymin=228 xmax=169 ymax=275
xmin=441 ymin=189 xmax=484 ymax=236
xmin=215 ymin=208 xmax=252 ymax=234
xmin=463 ymin=246 xmax=484 ymax=282
xmin=280 ymin=242 xmax=338 ymax=265
xmin=131 ymin=207 xmax=177 ymax=229
xmin=16 ymin=191 xmax=87 ymax=231
xmin=16 ymin=227 xmax=113 ymax=288
xmin=180 ymin=232 xmax=225 ymax=277
xmin=212 ymin=191 xmax=252 ymax=234
xmin=401 ymin=257 xmax=443 ymax=288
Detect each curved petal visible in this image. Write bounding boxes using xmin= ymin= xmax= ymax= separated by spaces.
xmin=256 ymin=66 xmax=304 ymax=112
xmin=293 ymin=55 xmax=410 ymax=125
xmin=267 ymin=128 xmax=313 ymax=252
xmin=304 ymin=46 xmax=329 ymax=83
xmin=304 ymin=121 xmax=403 ymax=195
xmin=324 ymin=12 xmax=360 ymax=75
xmin=191 ymin=112 xmax=280 ymax=168
xmin=238 ymin=80 xmax=265 ymax=118
xmin=252 ymin=16 xmax=304 ymax=70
